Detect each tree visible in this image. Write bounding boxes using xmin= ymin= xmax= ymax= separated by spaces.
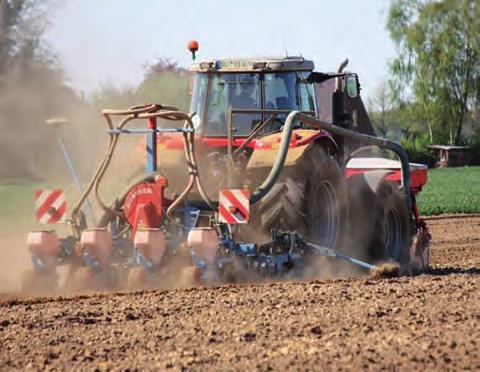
xmin=93 ymin=58 xmax=190 ymax=112
xmin=0 ymin=0 xmax=23 ymax=73
xmin=368 ymin=80 xmax=393 ymax=138
xmin=137 ymin=57 xmax=189 ymax=111
xmin=0 ymin=0 xmax=51 ymax=74
xmin=387 ymin=0 xmax=480 ymax=145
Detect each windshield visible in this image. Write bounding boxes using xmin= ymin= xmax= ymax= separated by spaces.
xmin=189 ymin=71 xmax=316 ymax=136
xmin=264 ymin=72 xmax=298 ymax=110
xmin=205 ymin=73 xmax=261 ymax=136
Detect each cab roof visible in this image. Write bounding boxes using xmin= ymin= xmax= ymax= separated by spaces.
xmin=189 ymin=57 xmax=315 ymax=72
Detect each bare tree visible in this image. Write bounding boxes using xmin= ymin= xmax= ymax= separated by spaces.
xmin=368 ymin=80 xmax=391 ymax=138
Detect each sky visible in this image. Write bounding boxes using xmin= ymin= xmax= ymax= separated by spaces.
xmin=45 ymin=0 xmax=396 ymax=100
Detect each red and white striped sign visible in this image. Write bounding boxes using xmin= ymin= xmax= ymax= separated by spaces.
xmin=218 ymin=189 xmax=250 ymax=224
xmin=35 ymin=189 xmax=66 ymax=224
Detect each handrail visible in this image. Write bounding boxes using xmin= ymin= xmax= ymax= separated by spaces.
xmin=68 ymin=104 xmax=215 ymax=235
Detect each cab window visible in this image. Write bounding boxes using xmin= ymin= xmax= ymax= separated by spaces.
xmin=189 ymin=73 xmax=208 ymax=130
xmin=264 ymin=72 xmax=299 ymax=110
xmin=298 ymin=71 xmax=316 ymax=112
xmin=205 ymin=73 xmax=261 ymax=136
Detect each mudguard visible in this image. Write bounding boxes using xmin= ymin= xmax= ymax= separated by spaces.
xmin=247 ymin=129 xmax=337 ymax=169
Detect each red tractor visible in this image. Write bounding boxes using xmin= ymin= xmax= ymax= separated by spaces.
xmin=22 ymin=43 xmax=430 ymax=292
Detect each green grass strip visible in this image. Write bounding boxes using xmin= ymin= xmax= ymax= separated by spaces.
xmin=418 ymin=166 xmax=480 ymax=215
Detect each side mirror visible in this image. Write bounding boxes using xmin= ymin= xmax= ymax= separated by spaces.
xmin=345 ymin=75 xmax=359 ymax=98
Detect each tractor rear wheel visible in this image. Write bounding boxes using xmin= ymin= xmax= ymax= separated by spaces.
xmin=256 ymin=146 xmax=348 ymax=249
xmin=348 ymin=175 xmax=411 ymax=264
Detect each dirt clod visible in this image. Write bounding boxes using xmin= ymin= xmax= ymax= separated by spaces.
xmin=310 ymin=326 xmax=323 ymax=336
xmin=370 ymin=262 xmax=400 ymax=278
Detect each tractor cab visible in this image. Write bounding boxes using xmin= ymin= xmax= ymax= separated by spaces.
xmin=188 ymin=58 xmax=317 ymax=137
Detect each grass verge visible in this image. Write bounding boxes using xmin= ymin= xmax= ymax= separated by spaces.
xmin=418 ymin=166 xmax=480 ymax=215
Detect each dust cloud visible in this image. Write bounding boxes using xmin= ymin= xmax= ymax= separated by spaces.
xmin=0 ymin=61 xmax=123 ymax=292
xmin=0 ymin=67 xmax=188 ymax=293
xmin=0 ymin=43 xmax=195 ymax=293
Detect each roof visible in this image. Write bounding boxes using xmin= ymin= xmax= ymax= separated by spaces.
xmin=189 ymin=57 xmax=315 ymax=72
xmin=427 ymin=145 xmax=470 ymax=150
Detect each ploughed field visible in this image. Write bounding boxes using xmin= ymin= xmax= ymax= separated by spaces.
xmin=1 ymin=216 xmax=479 ymax=370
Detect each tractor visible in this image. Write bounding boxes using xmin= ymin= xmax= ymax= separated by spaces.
xmin=21 ymin=42 xmax=430 ymax=292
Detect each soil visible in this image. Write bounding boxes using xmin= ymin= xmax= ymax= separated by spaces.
xmin=1 ymin=215 xmax=479 ymax=371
